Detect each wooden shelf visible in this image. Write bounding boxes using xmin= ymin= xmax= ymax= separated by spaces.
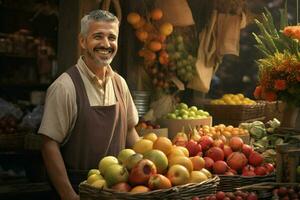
xmin=0 ymin=53 xmax=36 ymax=59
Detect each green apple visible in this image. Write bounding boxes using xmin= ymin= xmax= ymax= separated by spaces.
xmin=189 ymin=106 xmax=198 ymax=112
xmin=188 ymin=111 xmax=196 ymax=117
xmin=178 ymin=103 xmax=188 ymax=110
xmin=98 ymin=156 xmax=119 ymax=175
xmin=167 ymin=113 xmax=177 ymax=119
xmin=179 ymin=109 xmax=189 ymax=116
xmin=182 ymin=114 xmax=189 ymax=119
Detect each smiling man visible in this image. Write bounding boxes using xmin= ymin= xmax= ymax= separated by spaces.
xmin=38 ymin=10 xmax=139 ymax=200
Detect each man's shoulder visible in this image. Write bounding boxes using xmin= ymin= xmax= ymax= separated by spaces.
xmin=48 ymin=72 xmax=74 ymax=92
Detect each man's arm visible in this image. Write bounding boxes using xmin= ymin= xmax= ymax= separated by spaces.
xmin=41 ymin=135 xmax=79 ymax=200
xmin=126 ymin=127 xmax=140 ymax=148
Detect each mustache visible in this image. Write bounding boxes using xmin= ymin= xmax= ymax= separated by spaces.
xmin=94 ymin=46 xmax=113 ymax=52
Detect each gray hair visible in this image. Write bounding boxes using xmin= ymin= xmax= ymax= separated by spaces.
xmin=80 ymin=10 xmax=119 ymax=37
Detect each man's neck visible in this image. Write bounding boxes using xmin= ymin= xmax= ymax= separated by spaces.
xmin=83 ymin=57 xmax=107 ymax=80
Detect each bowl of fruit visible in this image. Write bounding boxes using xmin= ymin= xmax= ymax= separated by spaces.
xmin=135 ymin=118 xmax=168 ymax=138
xmin=158 ymin=103 xmax=212 ymax=139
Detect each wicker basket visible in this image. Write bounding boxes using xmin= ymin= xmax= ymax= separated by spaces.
xmin=204 ymin=102 xmax=266 ymax=126
xmin=217 ymin=173 xmax=275 ymax=192
xmin=236 ymin=182 xmax=300 ymax=200
xmin=79 ymin=176 xmax=220 ymax=200
xmin=0 ymin=133 xmax=25 ymax=150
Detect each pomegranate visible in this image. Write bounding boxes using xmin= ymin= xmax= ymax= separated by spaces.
xmin=204 ymin=157 xmax=214 ymax=171
xmin=254 ymin=166 xmax=267 ymax=176
xmin=242 ymin=144 xmax=253 ymax=158
xmin=247 ymin=192 xmax=258 ymax=200
xmin=248 ymin=151 xmax=264 ymax=167
xmin=227 ymin=152 xmax=248 ymax=171
xmin=216 ymin=191 xmax=225 ymax=200
xmin=129 ymin=159 xmax=157 ymax=185
xmin=213 ymin=161 xmax=228 ymax=174
xmin=185 ymin=140 xmax=202 ymax=156
xmin=263 ymin=163 xmax=275 ymax=174
xmin=206 ymin=147 xmax=224 ymax=162
xmin=229 ymin=136 xmax=244 ymax=151
xmin=242 ymin=165 xmax=255 ymax=174
xmin=198 ymin=136 xmax=214 ymax=151
xmin=213 ymin=139 xmax=224 ymax=149
xmin=223 ymin=145 xmax=233 ymax=158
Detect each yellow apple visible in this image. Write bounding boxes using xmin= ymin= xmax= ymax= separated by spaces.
xmin=189 ymin=171 xmax=208 ymax=183
xmin=98 ymin=156 xmax=119 ymax=175
xmin=87 ymin=169 xmax=101 ymax=178
xmin=91 ymin=179 xmax=107 ymax=189
xmin=117 ymin=149 xmax=136 ymax=164
xmin=87 ymin=174 xmax=104 ymax=185
xmin=167 ymin=164 xmax=190 ymax=186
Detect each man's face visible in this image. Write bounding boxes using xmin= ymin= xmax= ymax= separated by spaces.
xmin=80 ymin=20 xmax=119 ymax=67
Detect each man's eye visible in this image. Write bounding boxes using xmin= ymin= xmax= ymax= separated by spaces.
xmin=109 ymin=36 xmax=116 ymax=41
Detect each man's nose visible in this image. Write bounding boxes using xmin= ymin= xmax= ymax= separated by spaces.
xmin=101 ymin=37 xmax=110 ymax=48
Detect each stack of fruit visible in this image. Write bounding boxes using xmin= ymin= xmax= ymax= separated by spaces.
xmin=165 ymin=103 xmax=210 ymax=120
xmin=198 ymin=124 xmax=249 ymax=141
xmin=172 ymin=130 xmax=275 ymax=177
xmin=211 ymin=94 xmax=256 ymax=105
xmin=135 ymin=118 xmax=160 ymax=133
xmin=127 ymin=9 xmax=176 ymax=92
xmin=166 ymin=34 xmax=197 ymax=83
xmin=84 ymin=134 xmax=215 ymax=194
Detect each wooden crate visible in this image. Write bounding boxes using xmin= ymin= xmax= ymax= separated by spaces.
xmin=276 ymin=141 xmax=300 ymax=183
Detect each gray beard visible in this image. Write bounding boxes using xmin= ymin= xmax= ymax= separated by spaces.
xmin=86 ymin=49 xmax=113 ymax=67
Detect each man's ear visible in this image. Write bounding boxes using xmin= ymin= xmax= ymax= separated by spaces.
xmin=79 ymin=34 xmax=86 ymax=49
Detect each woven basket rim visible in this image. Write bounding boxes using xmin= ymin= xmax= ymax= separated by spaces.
xmin=80 ymin=175 xmax=220 ymax=196
xmin=218 ymin=173 xmax=275 ymax=179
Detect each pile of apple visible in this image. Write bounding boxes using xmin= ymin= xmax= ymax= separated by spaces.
xmin=165 ymin=102 xmax=210 ymax=120
xmin=172 ymin=130 xmax=275 ymax=176
xmin=198 ymin=124 xmax=249 ymax=140
xmin=194 ymin=190 xmax=258 ymax=200
xmin=211 ymin=94 xmax=256 ymax=105
xmin=166 ymin=33 xmax=197 ymax=82
xmin=85 ymin=133 xmax=214 ymax=193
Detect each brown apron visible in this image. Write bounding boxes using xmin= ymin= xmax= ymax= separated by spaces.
xmin=60 ymin=66 xmax=127 ymax=189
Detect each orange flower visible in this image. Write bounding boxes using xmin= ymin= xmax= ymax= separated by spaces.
xmin=274 ymin=79 xmax=287 ymax=90
xmin=283 ymin=25 xmax=300 ymax=40
xmin=253 ymin=85 xmax=262 ymax=99
xmin=264 ymin=91 xmax=277 ymax=102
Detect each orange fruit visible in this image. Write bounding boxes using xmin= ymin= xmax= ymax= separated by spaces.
xmin=133 ymin=18 xmax=145 ymax=29
xmin=135 ymin=30 xmax=148 ymax=42
xmin=148 ymin=41 xmax=162 ymax=52
xmin=127 ymin=12 xmax=141 ymax=25
xmin=190 ymin=156 xmax=205 ymax=170
xmin=150 ymin=8 xmax=163 ymax=20
xmin=144 ymin=50 xmax=156 ymax=61
xmin=130 ymin=185 xmax=151 ymax=193
xmin=153 ymin=137 xmax=173 ymax=155
xmin=169 ymin=156 xmax=194 ymax=172
xmin=159 ymin=22 xmax=173 ymax=36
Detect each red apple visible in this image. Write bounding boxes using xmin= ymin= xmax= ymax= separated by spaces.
xmin=129 ymin=159 xmax=157 ymax=185
xmin=213 ymin=139 xmax=224 ymax=149
xmin=216 ymin=191 xmax=225 ymax=200
xmin=242 ymin=165 xmax=255 ymax=174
